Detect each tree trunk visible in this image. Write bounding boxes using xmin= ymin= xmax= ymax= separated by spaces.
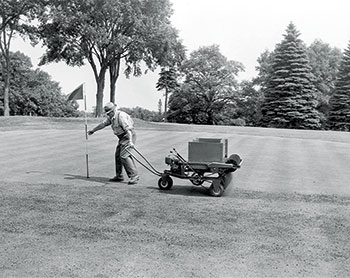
xmin=3 ymin=57 xmax=10 ymax=116
xmin=207 ymin=110 xmax=215 ymax=125
xmin=3 ymin=72 xmax=10 ymax=116
xmin=87 ymin=52 xmax=108 ymax=117
xmin=109 ymin=57 xmax=121 ymax=104
xmin=95 ymin=67 xmax=107 ymax=117
xmin=164 ymin=87 xmax=169 ymax=121
xmin=1 ymin=28 xmax=12 ymax=117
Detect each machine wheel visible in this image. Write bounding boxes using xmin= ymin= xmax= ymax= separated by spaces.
xmin=191 ymin=179 xmax=204 ymax=186
xmin=226 ymin=154 xmax=241 ymax=166
xmin=190 ymin=173 xmax=204 ymax=186
xmin=158 ymin=176 xmax=173 ymax=190
xmin=208 ymin=180 xmax=225 ymax=197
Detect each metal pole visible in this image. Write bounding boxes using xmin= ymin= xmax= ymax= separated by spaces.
xmin=83 ymin=83 xmax=90 ymax=178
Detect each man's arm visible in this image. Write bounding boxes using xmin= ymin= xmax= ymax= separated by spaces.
xmin=126 ymin=129 xmax=134 ymax=147
xmin=88 ymin=122 xmax=108 ymax=135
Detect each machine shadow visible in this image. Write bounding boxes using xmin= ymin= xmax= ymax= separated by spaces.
xmin=147 ymin=184 xmax=215 ymax=198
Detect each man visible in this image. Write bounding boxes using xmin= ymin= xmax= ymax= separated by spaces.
xmin=88 ymin=102 xmax=139 ymax=184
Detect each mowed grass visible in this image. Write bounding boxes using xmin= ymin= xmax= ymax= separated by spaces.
xmin=1 ymin=116 xmax=350 ymax=277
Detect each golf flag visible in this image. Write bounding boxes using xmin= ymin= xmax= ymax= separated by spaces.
xmin=68 ymin=83 xmax=90 ymax=178
xmin=67 ymin=83 xmax=84 ymax=101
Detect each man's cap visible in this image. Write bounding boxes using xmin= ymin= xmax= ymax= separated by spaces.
xmin=104 ymin=102 xmax=116 ymax=114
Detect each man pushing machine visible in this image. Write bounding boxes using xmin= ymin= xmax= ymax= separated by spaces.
xmin=88 ymin=102 xmax=139 ymax=184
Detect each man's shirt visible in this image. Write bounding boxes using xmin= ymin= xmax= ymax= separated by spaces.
xmin=102 ymin=110 xmax=134 ymax=136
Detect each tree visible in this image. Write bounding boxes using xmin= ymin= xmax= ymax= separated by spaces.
xmin=0 ymin=51 xmax=78 ymax=116
xmin=307 ymin=40 xmax=342 ymax=97
xmin=260 ymin=23 xmax=321 ymax=129
xmin=1 ymin=51 xmax=33 ymax=115
xmin=234 ymin=81 xmax=263 ymax=126
xmin=25 ymin=69 xmax=79 ymax=117
xmin=306 ymin=40 xmax=342 ymax=124
xmin=255 ymin=40 xmax=342 ymax=128
xmin=328 ymin=42 xmax=350 ymax=131
xmin=0 ymin=0 xmax=46 ymax=116
xmin=170 ymin=45 xmax=243 ymax=125
xmin=156 ymin=67 xmax=179 ymax=120
xmin=39 ymin=0 xmax=184 ymax=116
xmin=168 ymin=83 xmax=208 ymax=124
xmin=253 ymin=49 xmax=274 ymax=89
xmin=108 ymin=2 xmax=185 ymax=104
xmin=38 ymin=0 xmax=114 ymax=116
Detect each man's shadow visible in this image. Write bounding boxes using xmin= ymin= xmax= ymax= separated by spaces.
xmin=64 ymin=174 xmax=216 ymax=197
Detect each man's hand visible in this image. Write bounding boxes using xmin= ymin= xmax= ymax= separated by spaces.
xmin=128 ymin=141 xmax=135 ymax=148
xmin=87 ymin=130 xmax=94 ymax=136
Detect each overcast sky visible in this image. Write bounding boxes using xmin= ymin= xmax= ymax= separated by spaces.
xmin=12 ymin=0 xmax=350 ymax=111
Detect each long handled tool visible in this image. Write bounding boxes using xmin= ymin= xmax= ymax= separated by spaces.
xmin=125 ymin=147 xmax=162 ymax=176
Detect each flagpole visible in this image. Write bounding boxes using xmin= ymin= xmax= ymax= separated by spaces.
xmin=83 ymin=82 xmax=90 ymax=178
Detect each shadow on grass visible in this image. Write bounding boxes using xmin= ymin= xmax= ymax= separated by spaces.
xmin=226 ymin=187 xmax=350 ymax=204
xmin=147 ymin=184 xmax=215 ymax=198
xmin=64 ymin=174 xmax=111 ymax=184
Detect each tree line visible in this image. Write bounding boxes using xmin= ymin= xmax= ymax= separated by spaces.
xmin=161 ymin=23 xmax=350 ymax=131
xmin=1 ymin=1 xmax=349 ymax=131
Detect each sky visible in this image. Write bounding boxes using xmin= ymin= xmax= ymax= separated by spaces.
xmin=11 ymin=0 xmax=350 ymax=112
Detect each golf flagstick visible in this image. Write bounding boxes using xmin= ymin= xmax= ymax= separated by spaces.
xmin=83 ymin=83 xmax=90 ymax=178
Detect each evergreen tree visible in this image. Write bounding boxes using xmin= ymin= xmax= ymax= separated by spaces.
xmin=328 ymin=42 xmax=350 ymax=131
xmin=260 ymin=23 xmax=321 ymax=129
xmin=156 ymin=67 xmax=179 ymax=120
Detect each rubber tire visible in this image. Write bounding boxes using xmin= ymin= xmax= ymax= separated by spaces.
xmin=208 ymin=183 xmax=224 ymax=197
xmin=158 ymin=176 xmax=173 ymax=190
xmin=226 ymin=154 xmax=241 ymax=166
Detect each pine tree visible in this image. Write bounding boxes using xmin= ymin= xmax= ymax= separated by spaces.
xmin=260 ymin=23 xmax=321 ymax=129
xmin=328 ymin=42 xmax=350 ymax=131
xmin=156 ymin=67 xmax=179 ymax=120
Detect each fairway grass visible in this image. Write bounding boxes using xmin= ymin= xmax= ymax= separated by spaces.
xmin=1 ymin=116 xmax=350 ymax=277
xmin=1 ymin=181 xmax=350 ymax=277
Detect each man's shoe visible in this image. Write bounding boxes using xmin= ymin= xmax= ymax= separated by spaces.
xmin=128 ymin=175 xmax=140 ymax=185
xmin=109 ymin=176 xmax=124 ymax=182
